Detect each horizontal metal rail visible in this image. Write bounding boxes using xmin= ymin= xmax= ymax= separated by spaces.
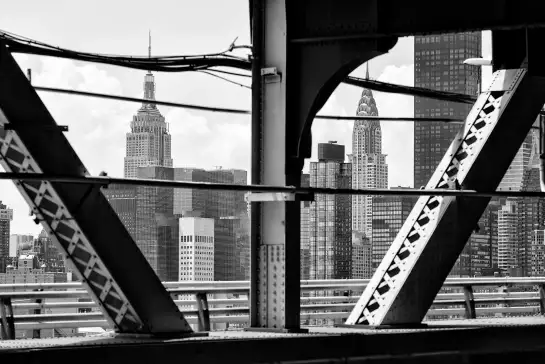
xmin=1 ymin=278 xmax=544 ymax=335
xmin=3 ymin=172 xmax=545 ymax=198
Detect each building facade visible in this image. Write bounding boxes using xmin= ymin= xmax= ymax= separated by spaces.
xmin=135 ymin=166 xmax=178 ymax=281
xmin=124 ymin=66 xmax=172 ymax=178
xmin=9 ymin=234 xmax=33 ymax=258
xmin=531 ymin=230 xmax=545 ymax=276
xmin=498 ymin=198 xmax=519 ymax=273
xmin=173 ymin=167 xmax=249 ymax=281
xmin=103 ymin=184 xmax=138 ymax=240
xmin=0 ymin=201 xmax=13 ymax=273
xmin=370 ymin=195 xmax=416 ymax=271
xmin=414 ymin=32 xmax=481 ymax=189
xmin=451 ymin=201 xmax=499 ymax=277
xmin=179 ymin=217 xmax=214 ymax=282
xmin=351 ymin=232 xmax=371 ymax=279
xmin=308 ymin=142 xmax=352 ymax=280
xmin=301 ymin=173 xmax=311 ymax=280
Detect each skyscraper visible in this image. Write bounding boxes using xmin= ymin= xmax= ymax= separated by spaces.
xmin=179 ymin=217 xmax=214 ymax=282
xmin=498 ymin=199 xmax=519 ymax=274
xmin=103 ymin=184 xmax=137 ymax=239
xmin=495 ymin=126 xmax=545 ymax=277
xmin=173 ymin=167 xmax=249 ymax=281
xmin=124 ymin=39 xmax=172 ymax=178
xmin=414 ymin=33 xmax=481 ymax=188
xmin=451 ymin=201 xmax=499 ymax=277
xmin=135 ymin=166 xmax=178 ymax=281
xmin=0 ymin=201 xmax=13 ymax=273
xmin=301 ymin=173 xmax=311 ymax=280
xmin=352 ymin=73 xmax=388 ymax=238
xmin=531 ymin=230 xmax=545 ymax=276
xmin=370 ymin=195 xmax=416 ymax=270
xmin=308 ymin=142 xmax=352 ymax=280
xmin=498 ymin=131 xmax=537 ymax=191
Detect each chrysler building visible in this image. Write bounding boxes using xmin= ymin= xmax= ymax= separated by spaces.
xmin=351 ymin=66 xmax=388 ymax=238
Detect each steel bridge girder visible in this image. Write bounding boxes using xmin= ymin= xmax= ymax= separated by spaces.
xmin=347 ymin=66 xmax=545 ymax=326
xmin=0 ymin=43 xmax=192 ymax=335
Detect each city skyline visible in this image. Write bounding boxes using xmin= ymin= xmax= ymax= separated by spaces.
xmin=0 ymin=2 xmax=494 ymax=233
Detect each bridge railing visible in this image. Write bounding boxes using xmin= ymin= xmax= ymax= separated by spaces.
xmin=1 ymin=277 xmax=544 ymax=339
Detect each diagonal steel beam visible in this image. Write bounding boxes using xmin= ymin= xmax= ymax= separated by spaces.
xmin=0 ymin=43 xmax=195 ymax=336
xmin=346 ymin=65 xmax=545 ymax=326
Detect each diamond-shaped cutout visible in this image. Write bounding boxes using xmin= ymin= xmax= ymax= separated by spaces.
xmin=445 ymin=166 xmax=458 ymax=178
xmin=427 ymin=198 xmax=440 ymax=210
xmin=465 ymin=134 xmax=477 ymax=145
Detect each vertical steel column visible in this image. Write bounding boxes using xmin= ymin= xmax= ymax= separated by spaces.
xmin=248 ymin=0 xmax=304 ymax=332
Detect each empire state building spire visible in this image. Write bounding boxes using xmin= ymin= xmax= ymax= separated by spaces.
xmin=141 ymin=31 xmax=158 ymax=112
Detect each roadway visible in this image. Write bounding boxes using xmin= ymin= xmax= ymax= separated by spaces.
xmin=1 ymin=317 xmax=545 ymax=363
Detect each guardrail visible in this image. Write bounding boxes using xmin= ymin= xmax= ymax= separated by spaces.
xmin=1 ymin=277 xmax=544 ymax=340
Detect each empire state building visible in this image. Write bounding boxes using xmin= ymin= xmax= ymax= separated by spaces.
xmin=124 ymin=39 xmax=173 ymax=178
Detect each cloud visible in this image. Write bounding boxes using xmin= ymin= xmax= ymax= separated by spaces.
xmin=167 ymin=108 xmax=250 ymax=170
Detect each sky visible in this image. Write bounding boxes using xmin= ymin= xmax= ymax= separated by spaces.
xmin=0 ymin=1 xmax=492 ymax=235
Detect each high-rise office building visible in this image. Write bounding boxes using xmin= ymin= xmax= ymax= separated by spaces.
xmin=301 ymin=173 xmax=311 ymax=280
xmin=451 ymin=201 xmax=499 ymax=277
xmin=498 ymin=132 xmax=537 ymax=191
xmin=135 ymin=166 xmax=178 ymax=281
xmin=351 ymin=233 xmax=371 ymax=279
xmin=124 ymin=42 xmax=172 ymax=178
xmin=173 ymin=167 xmax=249 ymax=281
xmin=498 ymin=198 xmax=519 ymax=274
xmin=531 ymin=230 xmax=545 ymax=276
xmin=103 ymin=184 xmax=137 ymax=240
xmin=414 ymin=33 xmax=481 ymax=188
xmin=370 ymin=195 xmax=416 ymax=271
xmin=352 ymin=76 xmax=388 ymax=239
xmin=179 ymin=217 xmax=214 ymax=282
xmin=493 ymin=119 xmax=543 ymax=277
xmin=308 ymin=142 xmax=352 ymax=280
xmin=0 ymin=201 xmax=13 ymax=273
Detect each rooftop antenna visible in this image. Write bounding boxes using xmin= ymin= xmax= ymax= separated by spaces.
xmin=365 ymin=62 xmax=370 ymax=80
xmin=148 ymin=30 xmax=152 ymax=73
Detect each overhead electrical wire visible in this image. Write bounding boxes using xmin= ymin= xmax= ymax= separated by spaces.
xmin=0 ymin=30 xmax=252 ymax=73
xmin=344 ymin=76 xmax=477 ymax=105
xmin=33 ymin=85 xmax=465 ymax=123
xmin=1 ymin=172 xmax=545 ymax=198
xmin=34 ymin=86 xmax=250 ymax=115
xmin=1 ymin=29 xmax=481 ymax=106
xmin=205 ymin=69 xmax=252 ymax=78
xmin=8 ymin=30 xmax=539 ymax=127
xmin=198 ymin=70 xmax=251 ymax=89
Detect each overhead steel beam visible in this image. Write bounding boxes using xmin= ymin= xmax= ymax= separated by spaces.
xmin=0 ymin=43 xmax=196 ymax=337
xmin=287 ymin=0 xmax=545 ymax=43
xmin=346 ymin=28 xmax=545 ymax=325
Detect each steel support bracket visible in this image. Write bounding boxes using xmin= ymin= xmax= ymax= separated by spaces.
xmin=244 ymin=191 xmax=314 ymax=203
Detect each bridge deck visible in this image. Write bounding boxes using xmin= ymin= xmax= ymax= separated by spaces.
xmin=1 ymin=317 xmax=545 ymax=363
